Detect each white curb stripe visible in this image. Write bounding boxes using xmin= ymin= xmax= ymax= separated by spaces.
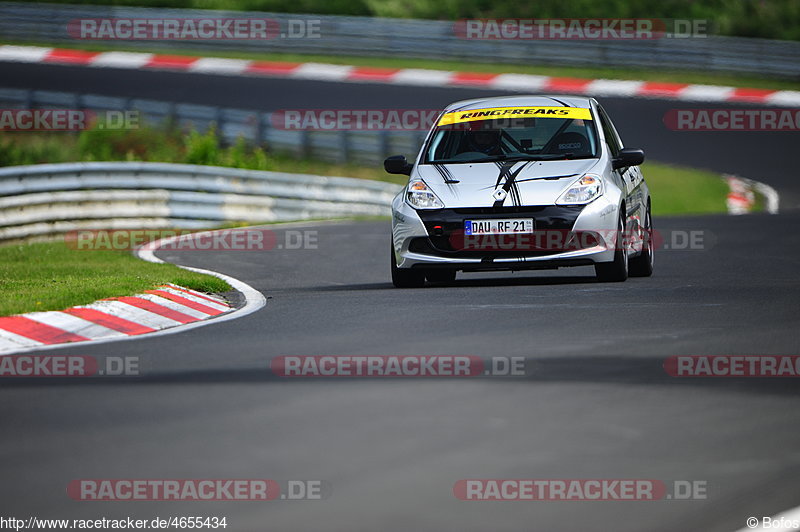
xmin=131 ymin=294 xmax=211 ymax=319
xmin=163 ymin=284 xmax=228 ymax=305
xmin=585 ymin=79 xmax=645 ymax=97
xmin=391 ymin=68 xmax=454 ymax=86
xmin=677 ymin=84 xmax=736 ymax=101
xmin=0 ymin=45 xmax=52 ymax=62
xmin=23 ymin=312 xmax=127 ymax=339
xmin=85 ymin=300 xmax=183 ymax=330
xmin=291 ymin=63 xmax=354 ymax=81
xmin=90 ymin=51 xmax=153 ymax=68
xmin=765 ymin=90 xmax=800 ymax=106
xmin=489 ymin=73 xmax=550 ymax=91
xmin=0 ymin=328 xmax=44 ymax=348
xmin=152 ymin=286 xmax=230 ymax=312
xmin=0 ymin=336 xmax=29 ymax=351
xmin=189 ymin=57 xmax=251 ymax=74
xmin=754 ymin=181 xmax=780 ymax=214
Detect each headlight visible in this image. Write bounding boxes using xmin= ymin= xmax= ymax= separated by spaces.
xmin=556 ymin=174 xmax=603 ymax=205
xmin=406 ymin=179 xmax=444 ymax=209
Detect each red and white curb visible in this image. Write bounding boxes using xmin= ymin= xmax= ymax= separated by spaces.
xmin=725 ymin=175 xmax=780 ymax=215
xmin=1 ymin=45 xmax=799 ymax=105
xmin=0 ymin=229 xmax=267 ymax=355
xmin=0 ymin=284 xmax=230 ymax=353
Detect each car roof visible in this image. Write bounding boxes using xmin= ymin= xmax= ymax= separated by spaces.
xmin=443 ymin=95 xmax=594 ymax=112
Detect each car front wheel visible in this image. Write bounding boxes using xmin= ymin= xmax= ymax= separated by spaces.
xmin=595 ymin=210 xmax=629 ymax=282
xmin=391 ymin=241 xmax=425 ymax=288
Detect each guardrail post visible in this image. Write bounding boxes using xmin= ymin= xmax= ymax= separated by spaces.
xmin=301 ymin=130 xmax=312 ymax=160
xmin=255 ymin=112 xmax=265 ymax=146
xmin=380 ymin=131 xmax=390 ymax=160
xmin=339 ymin=131 xmax=350 ymax=164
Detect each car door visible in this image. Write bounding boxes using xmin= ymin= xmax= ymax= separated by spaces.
xmin=597 ymin=105 xmax=645 ymax=238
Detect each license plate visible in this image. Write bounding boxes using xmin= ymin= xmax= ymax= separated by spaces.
xmin=464 ymin=218 xmax=534 ymax=235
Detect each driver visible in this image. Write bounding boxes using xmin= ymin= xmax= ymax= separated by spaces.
xmin=465 ymin=128 xmax=502 ymax=155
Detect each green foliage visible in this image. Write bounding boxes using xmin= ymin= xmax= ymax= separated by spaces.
xmin=0 ymin=134 xmax=74 ymax=166
xmin=0 ymin=120 xmax=276 ymax=171
xmin=29 ymin=0 xmax=800 ymax=40
xmin=184 ymin=127 xmax=220 ymax=165
xmin=78 ymin=121 xmax=181 ymax=161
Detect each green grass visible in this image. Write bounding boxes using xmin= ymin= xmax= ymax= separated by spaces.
xmin=0 ymin=241 xmax=230 ymax=317
xmin=640 ymin=161 xmax=729 ymax=216
xmin=11 ymin=40 xmax=800 ymax=91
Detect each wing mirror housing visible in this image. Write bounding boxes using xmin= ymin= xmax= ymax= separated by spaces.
xmin=384 ymin=155 xmax=413 ymax=176
xmin=612 ymin=148 xmax=645 ymax=170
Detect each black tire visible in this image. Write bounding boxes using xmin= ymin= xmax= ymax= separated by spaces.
xmin=595 ymin=210 xmax=629 ymax=282
xmin=629 ymin=204 xmax=654 ymax=277
xmin=425 ymin=269 xmax=457 ymax=284
xmin=391 ymin=242 xmax=425 ymax=288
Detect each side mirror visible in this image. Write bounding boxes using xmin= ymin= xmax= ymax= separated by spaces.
xmin=384 ymin=155 xmax=413 ymax=176
xmin=612 ymin=148 xmax=645 ymax=170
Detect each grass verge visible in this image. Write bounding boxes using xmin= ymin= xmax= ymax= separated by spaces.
xmin=11 ymin=40 xmax=800 ymax=92
xmin=640 ymin=162 xmax=729 ymax=216
xmin=0 ymin=241 xmax=230 ymax=317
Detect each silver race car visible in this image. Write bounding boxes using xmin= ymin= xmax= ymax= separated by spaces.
xmin=386 ymin=95 xmax=653 ymax=288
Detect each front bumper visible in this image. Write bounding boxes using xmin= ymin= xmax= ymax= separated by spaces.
xmin=391 ymin=194 xmax=620 ymax=271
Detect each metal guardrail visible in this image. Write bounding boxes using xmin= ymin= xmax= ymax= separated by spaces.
xmin=0 ymin=162 xmax=400 ymax=241
xmin=0 ymin=87 xmax=427 ymax=166
xmin=0 ymin=2 xmax=798 ymax=78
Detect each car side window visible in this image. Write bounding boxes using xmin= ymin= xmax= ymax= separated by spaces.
xmin=597 ymin=106 xmax=622 ymax=158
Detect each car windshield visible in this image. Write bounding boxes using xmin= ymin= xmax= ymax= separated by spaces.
xmin=424 ymin=106 xmax=599 ymax=164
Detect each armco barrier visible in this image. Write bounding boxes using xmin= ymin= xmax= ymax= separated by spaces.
xmin=0 ymin=88 xmax=428 ymax=167
xmin=0 ymin=2 xmax=798 ymax=78
xmin=0 ymin=162 xmax=400 ymax=241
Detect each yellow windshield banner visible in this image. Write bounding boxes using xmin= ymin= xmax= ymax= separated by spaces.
xmin=438 ymin=106 xmax=593 ymax=126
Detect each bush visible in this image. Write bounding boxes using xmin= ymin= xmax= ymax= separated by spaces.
xmin=0 ymin=134 xmax=75 ymax=166
xmin=78 ymin=121 xmax=183 ymax=161
xmin=0 ymin=119 xmax=278 ymax=171
xmin=35 ymin=0 xmax=800 ymax=40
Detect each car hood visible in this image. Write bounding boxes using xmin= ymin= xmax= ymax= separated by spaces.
xmin=415 ymin=159 xmax=599 ymax=208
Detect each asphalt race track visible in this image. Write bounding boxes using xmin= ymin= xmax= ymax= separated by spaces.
xmin=1 ymin=62 xmax=799 ymax=531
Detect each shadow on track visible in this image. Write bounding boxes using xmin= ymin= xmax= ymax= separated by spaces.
xmin=3 ymin=356 xmax=798 ymax=397
xmin=293 ymin=275 xmax=601 ymax=292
